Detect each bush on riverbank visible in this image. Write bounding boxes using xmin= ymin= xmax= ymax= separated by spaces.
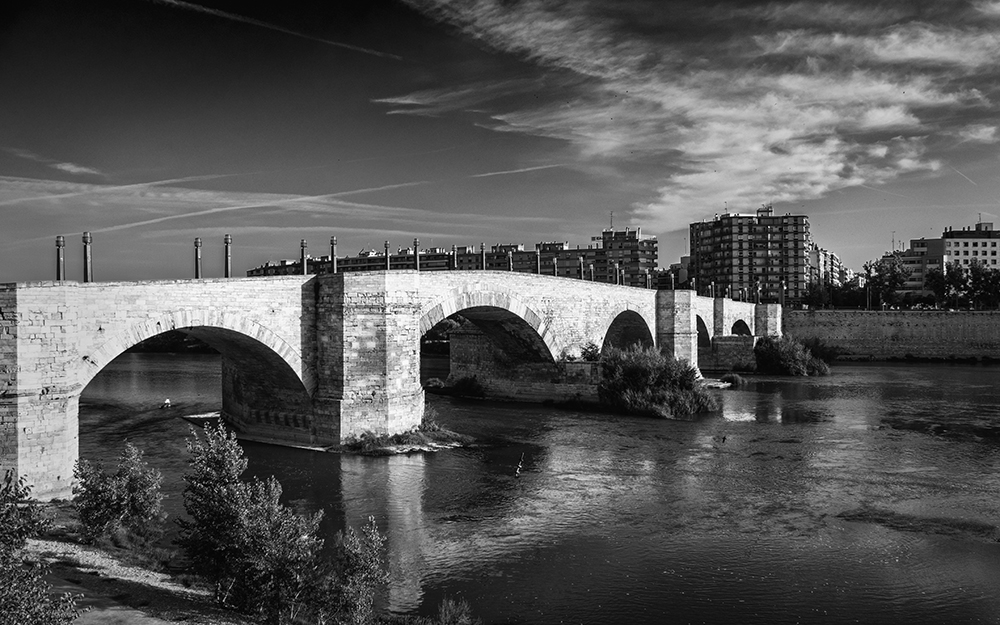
xmin=753 ymin=336 xmax=830 ymax=376
xmin=73 ymin=441 xmax=165 ymax=546
xmin=179 ymin=424 xmax=389 ymax=625
xmin=719 ymin=372 xmax=746 ymax=387
xmin=598 ymin=346 xmax=718 ymax=418
xmin=0 ymin=471 xmax=80 ymax=624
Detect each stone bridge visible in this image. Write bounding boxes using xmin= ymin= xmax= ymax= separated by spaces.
xmin=1 ymin=271 xmax=780 ymax=498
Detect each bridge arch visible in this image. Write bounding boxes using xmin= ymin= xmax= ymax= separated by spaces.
xmin=81 ymin=311 xmax=315 ymax=396
xmin=601 ymin=309 xmax=655 ymax=354
xmin=731 ymin=319 xmax=752 ymax=336
xmin=419 ymin=289 xmax=557 ymax=362
xmin=696 ymin=315 xmax=712 ymax=349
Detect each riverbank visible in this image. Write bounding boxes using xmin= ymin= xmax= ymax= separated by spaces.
xmin=26 ymin=519 xmax=251 ymax=625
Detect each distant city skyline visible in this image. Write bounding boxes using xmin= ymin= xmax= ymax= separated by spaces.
xmin=3 ymin=0 xmax=1000 ymax=283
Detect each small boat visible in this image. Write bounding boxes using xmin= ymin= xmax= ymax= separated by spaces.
xmin=179 ymin=411 xmax=222 ymax=428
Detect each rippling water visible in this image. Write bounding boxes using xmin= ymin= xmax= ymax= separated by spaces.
xmin=80 ymin=355 xmax=1000 ymax=624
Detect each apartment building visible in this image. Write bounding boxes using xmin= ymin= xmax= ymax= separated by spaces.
xmin=688 ymin=205 xmax=810 ymax=303
xmin=942 ymin=222 xmax=1000 ymax=267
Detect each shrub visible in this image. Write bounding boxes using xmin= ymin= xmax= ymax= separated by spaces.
xmin=598 ymin=345 xmax=718 ymax=417
xmin=332 ymin=517 xmax=390 ymax=625
xmin=178 ymin=424 xmax=324 ymax=622
xmin=719 ymin=372 xmax=745 ymax=387
xmin=798 ymin=337 xmax=842 ymax=364
xmin=73 ymin=441 xmax=165 ymax=545
xmin=579 ymin=342 xmax=601 ymax=362
xmin=178 ymin=424 xmax=390 ymax=625
xmin=0 ymin=471 xmax=80 ymax=625
xmin=753 ymin=336 xmax=830 ymax=376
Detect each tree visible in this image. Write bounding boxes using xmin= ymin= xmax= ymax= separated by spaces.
xmin=73 ymin=441 xmax=165 ymax=545
xmin=178 ymin=425 xmax=389 ymax=625
xmin=944 ymin=261 xmax=969 ymax=308
xmin=924 ymin=266 xmax=947 ymax=305
xmin=966 ymin=259 xmax=1000 ymax=309
xmin=0 ymin=471 xmax=79 ymax=625
xmin=803 ymin=281 xmax=831 ymax=309
xmin=863 ymin=252 xmax=911 ymax=308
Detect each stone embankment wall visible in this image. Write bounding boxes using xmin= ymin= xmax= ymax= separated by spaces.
xmin=699 ymin=335 xmax=757 ymax=372
xmin=783 ymin=310 xmax=1000 ymax=360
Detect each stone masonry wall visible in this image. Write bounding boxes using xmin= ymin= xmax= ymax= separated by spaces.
xmin=1 ymin=277 xmax=315 ymax=498
xmin=784 ymin=310 xmax=1000 ymax=360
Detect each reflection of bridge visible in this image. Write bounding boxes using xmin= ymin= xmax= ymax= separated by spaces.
xmin=0 ymin=272 xmax=780 ymax=498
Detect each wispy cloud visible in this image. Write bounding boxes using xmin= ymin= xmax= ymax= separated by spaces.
xmin=151 ymin=0 xmax=403 ymax=60
xmin=3 ymin=147 xmax=104 ymax=177
xmin=393 ymin=0 xmax=1000 ymax=230
xmin=7 ymin=176 xmax=560 ymax=245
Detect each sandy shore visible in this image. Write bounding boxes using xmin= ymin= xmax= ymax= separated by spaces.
xmin=27 ymin=538 xmax=251 ymax=625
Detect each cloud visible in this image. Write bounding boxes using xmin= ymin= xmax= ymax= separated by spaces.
xmin=151 ymin=0 xmax=403 ymax=60
xmin=394 ymin=0 xmax=1000 ymax=230
xmin=52 ymin=163 xmax=104 ymax=175
xmin=3 ymin=147 xmax=105 ymax=177
xmin=954 ymin=124 xmax=999 ymax=143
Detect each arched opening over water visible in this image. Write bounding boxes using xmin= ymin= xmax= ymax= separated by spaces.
xmin=731 ymin=319 xmax=752 ymax=336
xmin=79 ymin=324 xmax=315 ymax=523
xmin=696 ymin=315 xmax=712 ymax=349
xmin=601 ymin=310 xmax=654 ymax=354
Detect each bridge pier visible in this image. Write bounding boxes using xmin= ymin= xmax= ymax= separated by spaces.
xmin=656 ymin=290 xmax=699 ymax=368
xmin=311 ymin=273 xmax=424 ymax=441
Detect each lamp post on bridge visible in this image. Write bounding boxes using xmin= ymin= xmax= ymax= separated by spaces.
xmin=451 ymin=244 xmax=457 ymax=270
xmin=194 ymin=238 xmax=203 ymax=279
xmin=414 ymin=238 xmax=420 ymax=271
xmin=300 ymin=239 xmax=308 ymax=275
xmin=589 ymin=263 xmax=595 ymax=281
xmin=330 ymin=236 xmax=338 ymax=274
xmin=480 ymin=242 xmax=486 ymax=270
xmin=535 ymin=249 xmax=541 ymax=274
xmin=55 ymin=236 xmax=65 ymax=281
xmin=82 ymin=232 xmax=93 ymax=283
xmin=385 ymin=241 xmax=390 ymax=271
xmin=224 ymin=234 xmax=233 ymax=278
xmin=553 ymin=256 xmax=558 ymax=277
xmin=507 ymin=250 xmax=513 ymax=271
xmin=579 ymin=256 xmax=585 ymax=279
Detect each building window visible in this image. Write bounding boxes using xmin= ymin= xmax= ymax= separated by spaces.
xmin=964 ymin=242 xmax=969 ymax=247
xmin=973 ymin=242 xmax=979 ymax=247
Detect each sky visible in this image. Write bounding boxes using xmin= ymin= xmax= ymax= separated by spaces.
xmin=3 ymin=0 xmax=1000 ymax=283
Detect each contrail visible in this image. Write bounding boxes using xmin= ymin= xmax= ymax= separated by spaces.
xmin=952 ymin=167 xmax=977 ymax=186
xmin=0 ymin=173 xmax=238 ymax=207
xmin=152 ymin=0 xmax=403 ymax=61
xmin=55 ymin=180 xmax=432 ymax=236
xmin=470 ymin=164 xmax=565 ymax=178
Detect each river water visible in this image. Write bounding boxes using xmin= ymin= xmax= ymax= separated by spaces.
xmin=80 ymin=353 xmax=1000 ymax=624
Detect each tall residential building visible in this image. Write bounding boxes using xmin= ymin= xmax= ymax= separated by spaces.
xmin=246 ymin=228 xmax=658 ymax=288
xmin=808 ymin=243 xmax=849 ymax=288
xmin=688 ymin=205 xmax=810 ymax=302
